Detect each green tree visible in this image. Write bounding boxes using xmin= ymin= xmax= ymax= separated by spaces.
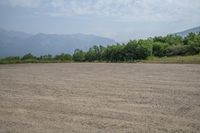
xmin=124 ymin=40 xmax=152 ymax=61
xmin=154 ymin=34 xmax=183 ymax=46
xmin=73 ymin=49 xmax=86 ymax=62
xmin=85 ymin=45 xmax=101 ymax=62
xmin=137 ymin=39 xmax=153 ymax=59
xmin=165 ymin=34 xmax=183 ymax=45
xmin=54 ymin=53 xmax=72 ymax=61
xmin=0 ymin=56 xmax=21 ymax=64
xmin=165 ymin=45 xmax=188 ymax=56
xmin=123 ymin=40 xmax=138 ymax=61
xmin=39 ymin=54 xmax=52 ymax=60
xmin=185 ymin=33 xmax=200 ymax=54
xmin=22 ymin=53 xmax=35 ymax=60
xmin=102 ymin=44 xmax=125 ymax=62
xmin=152 ymin=42 xmax=169 ymax=57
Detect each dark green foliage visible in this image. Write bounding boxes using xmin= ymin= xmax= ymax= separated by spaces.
xmin=123 ymin=40 xmax=139 ymax=61
xmin=153 ymin=33 xmax=200 ymax=56
xmin=102 ymin=44 xmax=125 ymax=62
xmin=152 ymin=42 xmax=169 ymax=57
xmin=39 ymin=54 xmax=53 ymax=60
xmin=73 ymin=49 xmax=86 ymax=62
xmin=165 ymin=45 xmax=189 ymax=56
xmin=136 ymin=39 xmax=153 ymax=59
xmin=183 ymin=33 xmax=196 ymax=45
xmin=184 ymin=33 xmax=200 ymax=55
xmin=0 ymin=56 xmax=21 ymax=64
xmin=123 ymin=40 xmax=152 ymax=61
xmin=85 ymin=45 xmax=101 ymax=62
xmin=22 ymin=53 xmax=36 ymax=60
xmin=153 ymin=36 xmax=166 ymax=43
xmin=164 ymin=34 xmax=183 ymax=45
xmin=54 ymin=53 xmax=72 ymax=61
xmin=154 ymin=34 xmax=183 ymax=45
xmin=4 ymin=56 xmax=20 ymax=61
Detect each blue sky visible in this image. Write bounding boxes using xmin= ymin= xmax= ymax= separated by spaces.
xmin=0 ymin=0 xmax=200 ymax=42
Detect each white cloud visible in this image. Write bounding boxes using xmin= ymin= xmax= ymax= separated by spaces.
xmin=43 ymin=0 xmax=200 ymax=22
xmin=4 ymin=0 xmax=200 ymax=22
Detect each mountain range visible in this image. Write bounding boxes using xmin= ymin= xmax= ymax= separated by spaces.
xmin=0 ymin=26 xmax=200 ymax=57
xmin=0 ymin=28 xmax=116 ymax=57
xmin=175 ymin=26 xmax=200 ymax=37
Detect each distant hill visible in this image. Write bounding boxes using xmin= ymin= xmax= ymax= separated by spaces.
xmin=0 ymin=28 xmax=116 ymax=57
xmin=175 ymin=26 xmax=200 ymax=37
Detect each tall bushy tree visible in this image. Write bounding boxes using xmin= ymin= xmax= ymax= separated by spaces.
xmin=123 ymin=40 xmax=138 ymax=61
xmin=123 ymin=40 xmax=152 ymax=61
xmin=54 ymin=53 xmax=72 ymax=61
xmin=152 ymin=42 xmax=169 ymax=57
xmin=165 ymin=45 xmax=189 ymax=56
xmin=165 ymin=34 xmax=183 ymax=45
xmin=154 ymin=35 xmax=183 ymax=46
xmin=22 ymin=53 xmax=36 ymax=60
xmin=137 ymin=39 xmax=153 ymax=59
xmin=85 ymin=45 xmax=101 ymax=62
xmin=39 ymin=54 xmax=52 ymax=60
xmin=184 ymin=33 xmax=200 ymax=55
xmin=73 ymin=49 xmax=86 ymax=62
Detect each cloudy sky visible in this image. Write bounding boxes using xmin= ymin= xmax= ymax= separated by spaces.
xmin=0 ymin=0 xmax=200 ymax=42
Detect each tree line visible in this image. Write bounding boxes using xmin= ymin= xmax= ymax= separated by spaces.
xmin=0 ymin=32 xmax=200 ymax=63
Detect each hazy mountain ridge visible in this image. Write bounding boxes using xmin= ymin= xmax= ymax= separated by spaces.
xmin=0 ymin=29 xmax=116 ymax=57
xmin=175 ymin=26 xmax=200 ymax=37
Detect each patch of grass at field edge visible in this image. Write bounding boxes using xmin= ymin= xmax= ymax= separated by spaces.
xmin=141 ymin=55 xmax=200 ymax=64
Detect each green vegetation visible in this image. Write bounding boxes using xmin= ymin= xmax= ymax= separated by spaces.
xmin=0 ymin=33 xmax=200 ymax=64
xmin=142 ymin=55 xmax=200 ymax=64
xmin=73 ymin=49 xmax=86 ymax=62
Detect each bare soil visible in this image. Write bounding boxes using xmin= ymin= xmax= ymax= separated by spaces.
xmin=0 ymin=63 xmax=200 ymax=133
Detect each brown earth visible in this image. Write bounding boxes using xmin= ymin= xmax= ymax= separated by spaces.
xmin=0 ymin=63 xmax=200 ymax=133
